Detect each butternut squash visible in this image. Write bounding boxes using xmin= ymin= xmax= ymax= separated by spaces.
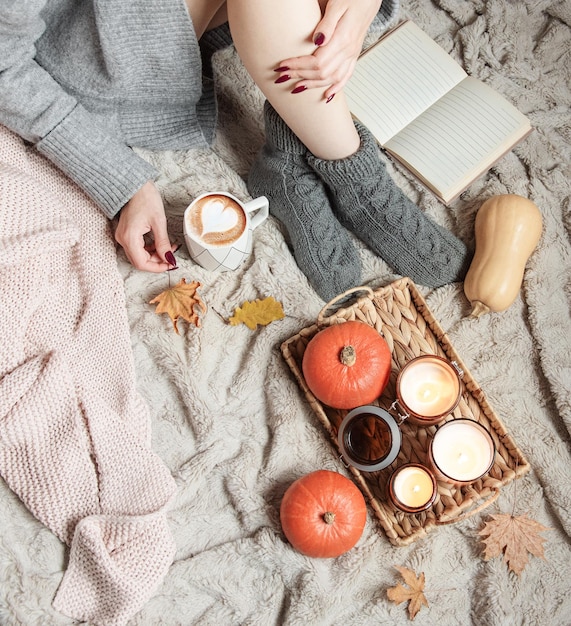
xmin=464 ymin=194 xmax=543 ymax=318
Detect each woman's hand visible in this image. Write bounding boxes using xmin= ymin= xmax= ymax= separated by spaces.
xmin=114 ymin=181 xmax=178 ymax=272
xmin=274 ymin=0 xmax=382 ymax=100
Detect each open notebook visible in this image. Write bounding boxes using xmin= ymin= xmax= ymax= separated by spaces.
xmin=344 ymin=21 xmax=532 ymax=203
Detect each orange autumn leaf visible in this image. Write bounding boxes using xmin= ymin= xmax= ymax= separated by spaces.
xmin=387 ymin=566 xmax=429 ymax=620
xmin=149 ymin=278 xmax=206 ymax=334
xmin=228 ymin=296 xmax=285 ymax=330
xmin=479 ymin=513 xmax=550 ymax=576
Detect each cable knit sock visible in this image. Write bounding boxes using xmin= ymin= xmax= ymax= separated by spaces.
xmin=248 ymin=102 xmax=361 ymax=301
xmin=199 ymin=22 xmax=233 ymax=79
xmin=307 ymin=122 xmax=471 ymax=287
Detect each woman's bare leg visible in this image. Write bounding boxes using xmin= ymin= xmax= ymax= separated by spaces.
xmin=227 ymin=0 xmax=360 ymax=160
xmin=187 ymin=0 xmax=358 ymax=159
xmin=184 ymin=0 xmax=227 ymax=39
xmin=229 ymin=0 xmax=363 ymax=300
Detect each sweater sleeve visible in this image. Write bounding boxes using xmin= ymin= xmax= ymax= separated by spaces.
xmin=0 ymin=0 xmax=157 ymax=218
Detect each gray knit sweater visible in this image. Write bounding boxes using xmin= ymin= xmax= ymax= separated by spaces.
xmin=0 ymin=0 xmax=398 ymax=218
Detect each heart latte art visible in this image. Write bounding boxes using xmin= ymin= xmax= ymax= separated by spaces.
xmin=187 ymin=195 xmax=247 ymax=246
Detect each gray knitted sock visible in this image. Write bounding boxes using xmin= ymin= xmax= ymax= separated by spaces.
xmin=307 ymin=123 xmax=471 ymax=288
xmin=247 ymin=102 xmax=361 ymax=301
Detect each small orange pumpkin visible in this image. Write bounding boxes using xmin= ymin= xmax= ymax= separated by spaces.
xmin=280 ymin=470 xmax=367 ymax=558
xmin=302 ymin=320 xmax=392 ymax=409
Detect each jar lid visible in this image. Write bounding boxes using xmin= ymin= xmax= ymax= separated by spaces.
xmin=337 ymin=405 xmax=402 ymax=472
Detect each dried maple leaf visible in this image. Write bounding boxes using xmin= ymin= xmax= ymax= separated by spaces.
xmin=387 ymin=566 xmax=429 ymax=620
xmin=149 ymin=278 xmax=206 ymax=334
xmin=479 ymin=513 xmax=550 ymax=576
xmin=228 ymin=296 xmax=285 ymax=330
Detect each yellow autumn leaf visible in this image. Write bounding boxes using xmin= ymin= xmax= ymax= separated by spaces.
xmin=229 ymin=296 xmax=285 ymax=330
xmin=479 ymin=513 xmax=550 ymax=575
xmin=149 ymin=278 xmax=206 ymax=334
xmin=387 ymin=566 xmax=429 ymax=620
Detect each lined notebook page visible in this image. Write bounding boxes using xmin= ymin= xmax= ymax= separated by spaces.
xmin=384 ymin=77 xmax=532 ymax=201
xmin=344 ymin=21 xmax=467 ymax=145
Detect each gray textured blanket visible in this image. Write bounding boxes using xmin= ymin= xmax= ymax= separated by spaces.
xmin=2 ymin=0 xmax=570 ymax=624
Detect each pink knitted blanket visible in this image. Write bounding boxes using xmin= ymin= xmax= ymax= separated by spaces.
xmin=0 ymin=126 xmax=177 ymax=626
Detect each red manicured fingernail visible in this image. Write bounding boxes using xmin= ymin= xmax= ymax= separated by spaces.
xmin=314 ymin=32 xmax=325 ymax=46
xmin=274 ymin=66 xmax=290 ymax=72
xmin=326 ymin=93 xmax=335 ymax=103
xmin=275 ymin=74 xmax=291 ymax=84
xmin=291 ymin=85 xmax=307 ymax=94
xmin=165 ymin=251 xmax=177 ymax=267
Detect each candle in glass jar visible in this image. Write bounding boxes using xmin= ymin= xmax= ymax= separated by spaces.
xmin=430 ymin=419 xmax=495 ymax=484
xmin=388 ymin=463 xmax=436 ymax=512
xmin=397 ymin=355 xmax=461 ymax=423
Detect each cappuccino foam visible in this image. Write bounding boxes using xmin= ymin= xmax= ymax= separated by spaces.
xmin=187 ymin=194 xmax=246 ymax=246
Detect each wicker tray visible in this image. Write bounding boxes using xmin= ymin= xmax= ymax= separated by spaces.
xmin=281 ymin=278 xmax=530 ymax=547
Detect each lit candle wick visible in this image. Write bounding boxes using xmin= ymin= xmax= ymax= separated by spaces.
xmin=413 ymin=485 xmax=420 ymax=493
xmin=458 ymin=452 xmax=468 ymax=464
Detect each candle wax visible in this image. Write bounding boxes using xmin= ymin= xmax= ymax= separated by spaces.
xmin=400 ymin=359 xmax=459 ymax=417
xmin=392 ymin=466 xmax=434 ymax=507
xmin=432 ymin=422 xmax=494 ymax=481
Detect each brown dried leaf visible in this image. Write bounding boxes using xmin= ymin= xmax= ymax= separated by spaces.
xmin=149 ymin=278 xmax=206 ymax=334
xmin=479 ymin=513 xmax=550 ymax=575
xmin=228 ymin=296 xmax=285 ymax=330
xmin=387 ymin=566 xmax=429 ymax=620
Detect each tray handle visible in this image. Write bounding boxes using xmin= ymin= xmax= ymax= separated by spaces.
xmin=435 ymin=488 xmax=500 ymax=526
xmin=317 ymin=286 xmax=375 ymax=324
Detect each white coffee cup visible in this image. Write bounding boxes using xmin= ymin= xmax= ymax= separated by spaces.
xmin=183 ymin=191 xmax=269 ymax=272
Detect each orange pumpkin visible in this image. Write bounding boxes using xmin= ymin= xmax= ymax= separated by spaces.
xmin=302 ymin=320 xmax=392 ymax=409
xmin=280 ymin=470 xmax=367 ymax=558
